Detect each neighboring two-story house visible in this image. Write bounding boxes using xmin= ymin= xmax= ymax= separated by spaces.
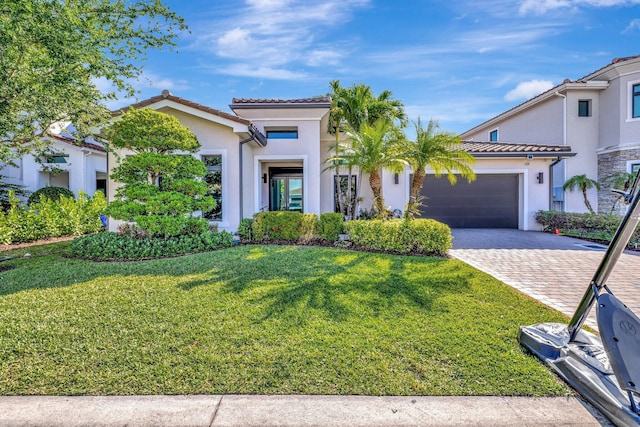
xmin=2 ymin=133 xmax=107 ymax=200
xmin=108 ymin=90 xmax=574 ymax=232
xmin=461 ymin=55 xmax=640 ymax=216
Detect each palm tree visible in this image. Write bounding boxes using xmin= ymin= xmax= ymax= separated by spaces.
xmin=563 ymin=174 xmax=601 ymax=213
xmin=327 ymin=81 xmax=407 ymax=219
xmin=330 ymin=120 xmax=405 ymax=218
xmin=401 ymin=119 xmax=476 ymax=219
xmin=328 ymin=80 xmax=406 ymax=133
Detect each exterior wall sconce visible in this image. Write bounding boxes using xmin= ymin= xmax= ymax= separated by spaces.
xmin=537 ymin=172 xmax=544 ymax=184
xmin=394 ymin=173 xmax=399 ymax=184
xmin=262 ymin=173 xmax=267 ymax=183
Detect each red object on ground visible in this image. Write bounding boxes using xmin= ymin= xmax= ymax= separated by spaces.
xmin=554 ymin=228 xmax=560 ymax=235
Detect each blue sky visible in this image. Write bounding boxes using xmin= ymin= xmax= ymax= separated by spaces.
xmin=104 ymin=0 xmax=640 ymax=135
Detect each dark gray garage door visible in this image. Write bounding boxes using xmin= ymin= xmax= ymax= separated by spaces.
xmin=417 ymin=174 xmax=519 ymax=228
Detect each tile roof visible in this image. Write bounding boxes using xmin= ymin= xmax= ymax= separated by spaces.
xmin=460 ymin=141 xmax=573 ymax=155
xmin=49 ymin=134 xmax=106 ymax=153
xmin=231 ymin=97 xmax=331 ymax=105
xmin=112 ymin=90 xmax=251 ymax=125
xmin=579 ymin=55 xmax=640 ymax=80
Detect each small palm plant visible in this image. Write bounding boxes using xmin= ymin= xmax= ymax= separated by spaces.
xmin=562 ymin=174 xmax=601 ymax=213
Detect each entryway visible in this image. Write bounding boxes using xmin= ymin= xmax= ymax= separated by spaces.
xmin=269 ymin=167 xmax=303 ymax=212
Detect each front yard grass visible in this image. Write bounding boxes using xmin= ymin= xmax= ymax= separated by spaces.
xmin=0 ymin=243 xmax=569 ymax=396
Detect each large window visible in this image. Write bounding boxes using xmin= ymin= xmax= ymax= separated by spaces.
xmin=578 ymin=100 xmax=591 ymax=117
xmin=489 ymin=129 xmax=498 ymax=142
xmin=633 ymin=84 xmax=640 ymax=119
xmin=202 ymin=155 xmax=222 ymax=220
xmin=334 ymin=175 xmax=357 ymax=217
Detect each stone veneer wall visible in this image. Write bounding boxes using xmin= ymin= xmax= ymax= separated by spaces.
xmin=598 ymin=149 xmax=640 ymax=215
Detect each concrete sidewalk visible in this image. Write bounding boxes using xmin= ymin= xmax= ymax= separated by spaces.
xmin=0 ymin=395 xmax=609 ymax=426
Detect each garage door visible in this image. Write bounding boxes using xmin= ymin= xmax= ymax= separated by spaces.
xmin=417 ymin=174 xmax=519 ymax=228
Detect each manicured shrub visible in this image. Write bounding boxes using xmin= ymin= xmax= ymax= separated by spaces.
xmin=344 ymin=218 xmax=451 ymax=255
xmin=69 ymin=230 xmax=234 ymax=260
xmin=301 ymin=213 xmax=318 ymax=241
xmin=237 ymin=218 xmax=253 ymax=241
xmin=252 ymin=211 xmax=309 ymax=242
xmin=535 ymin=210 xmax=637 ymax=244
xmin=27 ymin=186 xmax=75 ymax=206
xmin=318 ymin=212 xmax=344 ymax=241
xmin=0 ymin=190 xmax=106 ymax=244
xmin=106 ymin=108 xmax=215 ymax=238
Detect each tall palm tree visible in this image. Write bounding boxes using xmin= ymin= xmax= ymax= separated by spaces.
xmin=334 ymin=120 xmax=405 ymax=217
xmin=328 ymin=80 xmax=406 ymax=133
xmin=327 ymin=81 xmax=406 ymax=219
xmin=563 ymin=174 xmax=601 ymax=213
xmin=401 ymin=119 xmax=476 ymax=219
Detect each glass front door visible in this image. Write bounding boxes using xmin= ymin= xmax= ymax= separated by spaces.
xmin=269 ymin=168 xmax=303 ymax=212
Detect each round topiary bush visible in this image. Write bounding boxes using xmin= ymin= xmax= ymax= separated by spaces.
xmin=28 ymin=186 xmax=75 ymax=206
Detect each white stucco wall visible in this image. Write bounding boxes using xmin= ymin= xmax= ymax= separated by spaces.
xmin=2 ymin=139 xmax=106 ymax=202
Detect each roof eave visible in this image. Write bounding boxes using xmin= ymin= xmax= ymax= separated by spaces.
xmin=470 ymin=152 xmax=577 ymax=158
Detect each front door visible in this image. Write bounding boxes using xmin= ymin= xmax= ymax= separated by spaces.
xmin=270 ymin=168 xmax=303 ymax=212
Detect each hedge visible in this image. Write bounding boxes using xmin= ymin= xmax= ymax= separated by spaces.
xmin=535 ymin=210 xmax=640 ymax=246
xmin=70 ymin=230 xmax=234 ymax=260
xmin=27 ymin=186 xmax=75 ymax=206
xmin=0 ymin=191 xmax=106 ymax=245
xmin=252 ymin=211 xmax=317 ymax=242
xmin=318 ymin=212 xmax=344 ymax=241
xmin=344 ymin=219 xmax=452 ymax=255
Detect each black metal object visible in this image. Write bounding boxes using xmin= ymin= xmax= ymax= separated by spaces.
xmin=519 ymin=172 xmax=640 ymax=426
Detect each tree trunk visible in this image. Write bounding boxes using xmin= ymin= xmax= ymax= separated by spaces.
xmin=407 ymin=168 xmax=426 ymax=214
xmin=583 ymin=190 xmax=594 ymax=214
xmin=582 ymin=184 xmax=594 ymax=214
xmin=369 ymin=169 xmax=385 ymax=216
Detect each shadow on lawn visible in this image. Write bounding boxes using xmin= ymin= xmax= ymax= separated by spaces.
xmin=179 ymin=246 xmax=474 ymax=321
xmin=0 ymin=245 xmax=474 ymax=322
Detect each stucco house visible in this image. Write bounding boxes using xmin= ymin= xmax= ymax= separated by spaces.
xmin=107 ymin=90 xmax=574 ymax=232
xmin=461 ymin=55 xmax=640 ymax=216
xmin=2 ymin=133 xmax=107 ymax=200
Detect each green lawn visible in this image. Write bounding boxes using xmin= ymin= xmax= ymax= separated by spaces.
xmin=0 ymin=242 xmax=570 ymax=396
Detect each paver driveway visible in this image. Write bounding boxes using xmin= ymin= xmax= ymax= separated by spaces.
xmin=449 ymin=229 xmax=640 ymax=329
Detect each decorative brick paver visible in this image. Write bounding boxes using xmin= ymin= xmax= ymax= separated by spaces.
xmin=449 ymin=229 xmax=640 ymax=329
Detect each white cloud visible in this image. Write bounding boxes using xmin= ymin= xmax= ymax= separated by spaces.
xmin=624 ymin=18 xmax=640 ymax=32
xmin=216 ymin=28 xmax=255 ymax=58
xmin=305 ymin=49 xmax=344 ymax=67
xmin=520 ymin=0 xmax=640 ymax=15
xmin=194 ymin=0 xmax=370 ymax=79
xmin=246 ymin=0 xmax=292 ymax=9
xmin=217 ymin=64 xmax=308 ymax=80
xmin=137 ymin=72 xmax=190 ymax=91
xmin=504 ymin=79 xmax=554 ymax=101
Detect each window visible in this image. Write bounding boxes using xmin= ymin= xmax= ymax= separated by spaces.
xmin=578 ymin=100 xmax=591 ymax=117
xmin=202 ymin=155 xmax=222 ymax=220
xmin=44 ymin=155 xmax=67 ymax=163
xmin=489 ymin=129 xmax=498 ymax=142
xmin=633 ymin=84 xmax=640 ymax=119
xmin=631 ymin=163 xmax=640 ymax=175
xmin=266 ymin=129 xmax=298 ymax=139
xmin=334 ymin=175 xmax=357 ymax=217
